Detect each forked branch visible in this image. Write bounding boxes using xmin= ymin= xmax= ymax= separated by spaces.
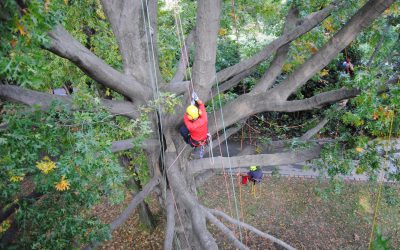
xmin=110 ymin=177 xmax=161 ymax=230
xmin=47 ymin=25 xmax=150 ymax=100
xmin=208 ymin=208 xmax=296 ymax=250
xmin=203 ymin=209 xmax=249 ymax=250
xmin=269 ymin=0 xmax=395 ymax=100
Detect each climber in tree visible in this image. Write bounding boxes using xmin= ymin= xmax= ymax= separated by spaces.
xmin=240 ymin=166 xmax=263 ymax=185
xmin=179 ymin=92 xmax=209 ymax=148
xmin=342 ymin=58 xmax=354 ymax=77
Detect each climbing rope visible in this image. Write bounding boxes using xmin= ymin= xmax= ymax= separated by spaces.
xmin=210 ymin=89 xmax=235 ymax=222
xmin=229 ymin=0 xmax=248 ymax=243
xmin=215 ymin=73 xmax=244 ymax=241
xmin=367 ymin=110 xmax=395 ymax=250
xmin=171 ymin=2 xmax=243 ymax=243
xmin=251 ymin=182 xmax=261 ymax=199
xmin=140 ymin=0 xmax=168 ymax=202
xmin=173 ymin=6 xmax=195 ymax=95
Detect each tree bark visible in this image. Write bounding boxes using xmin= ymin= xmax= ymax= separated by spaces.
xmin=47 ymin=25 xmax=150 ymax=101
xmin=163 ymin=190 xmax=175 ymax=250
xmin=110 ymin=176 xmax=160 ymax=231
xmin=208 ymin=208 xmax=296 ymax=250
xmin=209 ymin=88 xmax=360 ymax=135
xmin=190 ymin=146 xmax=321 ymax=174
xmin=268 ymin=0 xmax=394 ymax=101
xmin=0 ymin=84 xmax=139 ymax=118
xmin=215 ymin=3 xmax=337 ymax=85
xmin=251 ymin=7 xmax=299 ymax=93
xmin=192 ymin=0 xmax=221 ymax=98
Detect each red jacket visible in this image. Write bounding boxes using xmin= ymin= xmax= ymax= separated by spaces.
xmin=184 ymin=101 xmax=208 ymax=141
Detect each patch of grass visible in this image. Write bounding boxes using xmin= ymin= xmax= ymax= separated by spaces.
xmin=199 ymin=175 xmax=400 ymax=249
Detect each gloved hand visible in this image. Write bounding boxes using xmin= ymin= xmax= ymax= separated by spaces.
xmin=192 ymin=91 xmax=199 ymax=102
xmin=191 ymin=99 xmax=195 ymax=105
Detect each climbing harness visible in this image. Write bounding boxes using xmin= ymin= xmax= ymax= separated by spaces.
xmin=198 ymin=133 xmax=214 ymax=161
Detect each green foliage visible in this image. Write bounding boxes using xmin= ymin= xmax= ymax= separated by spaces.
xmin=371 ymin=228 xmax=392 ymax=250
xmin=205 ymin=92 xmax=238 ymax=113
xmin=0 ymin=95 xmax=152 ymax=248
xmin=383 ymin=186 xmax=400 ymax=206
xmin=149 ymin=92 xmax=182 ymax=114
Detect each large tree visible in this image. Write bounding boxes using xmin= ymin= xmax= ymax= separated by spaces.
xmin=0 ymin=0 xmax=398 ymax=249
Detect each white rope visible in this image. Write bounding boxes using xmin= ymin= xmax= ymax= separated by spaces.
xmin=207 ymin=133 xmax=214 ymax=164
xmin=170 ymin=4 xmax=243 ymax=244
xmin=214 ymin=74 xmax=244 ymax=241
xmin=141 ymin=0 xmax=167 ymax=199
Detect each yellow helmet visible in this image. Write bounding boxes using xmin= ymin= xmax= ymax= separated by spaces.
xmin=249 ymin=166 xmax=257 ymax=171
xmin=186 ymin=105 xmax=200 ymax=120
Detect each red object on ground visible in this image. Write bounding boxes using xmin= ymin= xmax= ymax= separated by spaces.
xmin=241 ymin=175 xmax=249 ymax=185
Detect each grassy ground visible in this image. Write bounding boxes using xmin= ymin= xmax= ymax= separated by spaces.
xmin=96 ymin=176 xmax=400 ymax=249
xmin=198 ymin=175 xmax=400 ymax=249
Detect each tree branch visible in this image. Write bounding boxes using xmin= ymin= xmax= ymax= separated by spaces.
xmin=215 ymin=3 xmax=337 ymax=85
xmin=171 ymin=30 xmax=195 ymax=83
xmin=110 ymin=138 xmax=160 ymax=153
xmin=300 ymin=117 xmax=329 ymax=140
xmin=367 ymin=21 xmax=391 ymax=67
xmin=191 ymin=205 xmax=219 ymax=250
xmin=0 ymin=84 xmax=139 ymax=119
xmin=212 ymin=68 xmax=253 ymax=94
xmin=164 ymin=190 xmax=175 ymax=250
xmin=166 ymin=153 xmax=219 ymax=249
xmin=100 ymin=0 xmax=153 ymax=79
xmin=110 ymin=176 xmax=160 ymax=231
xmin=0 ymin=191 xmax=41 ymax=224
xmin=209 ymin=88 xmax=360 ymax=134
xmin=47 ymin=25 xmax=150 ymax=100
xmin=190 ymin=146 xmax=321 ymax=174
xmin=203 ymin=209 xmax=249 ymax=250
xmin=251 ymin=7 xmax=299 ymax=93
xmin=208 ymin=208 xmax=296 ymax=250
xmin=268 ymin=0 xmax=395 ymax=100
xmin=192 ymin=0 xmax=221 ymax=96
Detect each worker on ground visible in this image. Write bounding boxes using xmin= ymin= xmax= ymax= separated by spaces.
xmin=179 ymin=92 xmax=209 ymax=147
xmin=239 ymin=166 xmax=263 ymax=185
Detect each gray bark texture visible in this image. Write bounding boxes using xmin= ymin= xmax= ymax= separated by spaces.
xmin=190 ymin=146 xmax=322 ymax=174
xmin=110 ymin=176 xmax=160 ymax=231
xmin=163 ymin=190 xmax=176 ymax=250
xmin=0 ymin=0 xmax=395 ymax=249
xmin=268 ymin=0 xmax=395 ymax=100
xmin=251 ymin=7 xmax=299 ymax=93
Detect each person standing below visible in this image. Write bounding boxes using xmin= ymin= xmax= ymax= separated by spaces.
xmin=180 ymin=92 xmax=209 ymax=147
xmin=240 ymin=166 xmax=263 ymax=185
